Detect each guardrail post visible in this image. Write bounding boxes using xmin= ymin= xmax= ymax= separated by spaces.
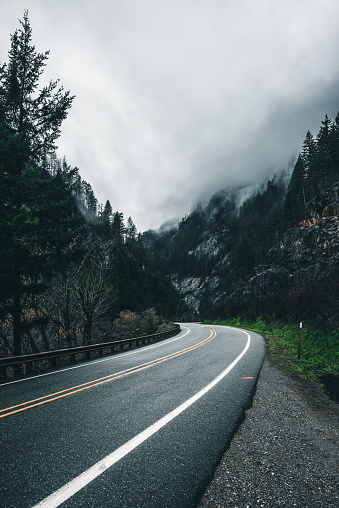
xmin=14 ymin=364 xmax=22 ymax=377
xmin=0 ymin=365 xmax=6 ymax=380
xmin=50 ymin=357 xmax=57 ymax=369
xmin=99 ymin=348 xmax=103 ymax=357
xmin=25 ymin=362 xmax=32 ymax=375
xmin=70 ymin=353 xmax=76 ymax=364
xmin=86 ymin=351 xmax=91 ymax=360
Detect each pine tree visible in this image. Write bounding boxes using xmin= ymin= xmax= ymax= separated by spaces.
xmin=282 ymin=155 xmax=306 ymax=226
xmin=315 ymin=114 xmax=333 ymax=186
xmin=329 ymin=114 xmax=339 ymax=182
xmin=82 ymin=181 xmax=98 ymax=221
xmin=0 ymin=11 xmax=74 ymax=164
xmin=112 ymin=212 xmax=125 ymax=243
xmin=101 ymin=200 xmax=113 ymax=224
xmin=126 ymin=216 xmax=137 ymax=242
xmin=96 ymin=199 xmax=113 ymax=238
xmin=0 ymin=12 xmax=75 ymax=359
xmin=301 ymin=130 xmax=317 ymax=201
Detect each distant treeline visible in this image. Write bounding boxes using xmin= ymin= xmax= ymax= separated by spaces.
xmin=282 ymin=114 xmax=339 ymax=226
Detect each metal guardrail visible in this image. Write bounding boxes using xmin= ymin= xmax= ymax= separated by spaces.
xmin=0 ymin=324 xmax=181 ymax=380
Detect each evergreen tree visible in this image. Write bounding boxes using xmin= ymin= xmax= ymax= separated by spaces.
xmin=126 ymin=216 xmax=137 ymax=242
xmin=101 ymin=200 xmax=113 ymax=224
xmin=282 ymin=155 xmax=306 ymax=226
xmin=112 ymin=211 xmax=125 ymax=243
xmin=315 ymin=114 xmax=333 ymax=186
xmin=85 ymin=183 xmax=98 ymax=218
xmin=329 ymin=114 xmax=339 ymax=182
xmin=0 ymin=12 xmax=75 ymax=358
xmin=301 ymin=130 xmax=317 ymax=201
xmin=265 ymin=206 xmax=282 ymax=246
xmin=96 ymin=199 xmax=113 ymax=238
xmin=0 ymin=11 xmax=74 ymax=164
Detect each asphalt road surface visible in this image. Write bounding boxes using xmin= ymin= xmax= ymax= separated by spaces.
xmin=0 ymin=324 xmax=265 ymax=507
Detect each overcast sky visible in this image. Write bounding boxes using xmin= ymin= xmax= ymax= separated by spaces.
xmin=1 ymin=0 xmax=339 ymax=231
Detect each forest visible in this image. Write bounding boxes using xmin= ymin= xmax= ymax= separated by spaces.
xmin=0 ymin=13 xmax=180 ymax=361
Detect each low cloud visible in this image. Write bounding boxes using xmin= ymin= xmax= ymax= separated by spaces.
xmin=1 ymin=0 xmax=339 ymax=231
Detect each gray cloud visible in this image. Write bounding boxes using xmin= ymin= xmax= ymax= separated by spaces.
xmin=1 ymin=0 xmax=339 ymax=231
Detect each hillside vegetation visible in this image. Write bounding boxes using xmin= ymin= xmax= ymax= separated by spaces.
xmin=142 ymin=113 xmax=339 ymax=382
xmin=206 ymin=317 xmax=339 ymax=381
xmin=0 ymin=13 xmax=180 ymax=364
xmin=143 ymin=113 xmax=339 ymax=326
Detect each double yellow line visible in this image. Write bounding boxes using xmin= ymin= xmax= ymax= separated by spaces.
xmin=0 ymin=327 xmax=216 ymax=419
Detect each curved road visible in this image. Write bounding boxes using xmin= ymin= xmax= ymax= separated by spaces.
xmin=0 ymin=324 xmax=265 ymax=507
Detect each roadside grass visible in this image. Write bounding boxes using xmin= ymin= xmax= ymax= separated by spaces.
xmin=203 ymin=317 xmax=339 ymax=383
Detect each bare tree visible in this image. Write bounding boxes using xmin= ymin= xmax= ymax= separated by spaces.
xmin=73 ymin=237 xmax=117 ymax=345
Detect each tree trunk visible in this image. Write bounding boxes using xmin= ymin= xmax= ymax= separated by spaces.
xmin=84 ymin=313 xmax=93 ymax=346
xmin=13 ymin=266 xmax=22 ymax=375
xmin=13 ymin=258 xmax=21 ymax=356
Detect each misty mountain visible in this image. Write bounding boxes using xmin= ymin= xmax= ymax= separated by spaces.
xmin=141 ymin=112 xmax=339 ymax=329
xmin=142 ymin=173 xmax=288 ymax=317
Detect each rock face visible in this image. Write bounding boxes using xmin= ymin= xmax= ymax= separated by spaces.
xmin=172 ymin=273 xmax=225 ymax=314
xmin=246 ymin=217 xmax=339 ymax=295
xmin=272 ymin=218 xmax=339 ymax=271
xmin=143 ymin=176 xmax=338 ymax=322
xmin=144 ymin=188 xmax=240 ymax=317
xmin=232 ymin=184 xmax=339 ymax=320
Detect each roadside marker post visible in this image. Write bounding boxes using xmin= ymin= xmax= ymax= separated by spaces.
xmin=298 ymin=322 xmax=302 ymax=360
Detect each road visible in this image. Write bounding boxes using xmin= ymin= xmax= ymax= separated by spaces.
xmin=0 ymin=323 xmax=265 ymax=507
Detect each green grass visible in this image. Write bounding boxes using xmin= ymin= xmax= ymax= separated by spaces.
xmin=204 ymin=317 xmax=339 ymax=383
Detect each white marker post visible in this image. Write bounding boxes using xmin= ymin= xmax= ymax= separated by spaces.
xmin=298 ymin=322 xmax=302 ymax=360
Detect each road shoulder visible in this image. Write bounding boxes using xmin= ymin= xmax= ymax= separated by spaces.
xmin=199 ymin=357 xmax=339 ymax=507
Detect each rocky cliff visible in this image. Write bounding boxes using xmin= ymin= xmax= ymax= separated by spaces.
xmin=231 ymin=182 xmax=339 ymax=323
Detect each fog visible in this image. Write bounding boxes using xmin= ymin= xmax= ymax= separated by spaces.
xmin=1 ymin=0 xmax=339 ymax=231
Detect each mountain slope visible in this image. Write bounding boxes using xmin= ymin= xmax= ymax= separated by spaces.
xmin=142 ymin=174 xmax=288 ymax=318
xmin=142 ymin=112 xmax=339 ymax=329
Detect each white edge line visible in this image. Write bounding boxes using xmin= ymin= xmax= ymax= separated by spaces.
xmin=0 ymin=327 xmax=191 ymax=387
xmin=32 ymin=328 xmax=251 ymax=508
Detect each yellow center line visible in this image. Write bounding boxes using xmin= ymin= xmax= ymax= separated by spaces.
xmin=0 ymin=328 xmax=217 ymax=419
xmin=0 ymin=331 xmax=213 ymax=413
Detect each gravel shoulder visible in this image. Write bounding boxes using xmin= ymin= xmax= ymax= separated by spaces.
xmin=198 ymin=355 xmax=339 ymax=508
